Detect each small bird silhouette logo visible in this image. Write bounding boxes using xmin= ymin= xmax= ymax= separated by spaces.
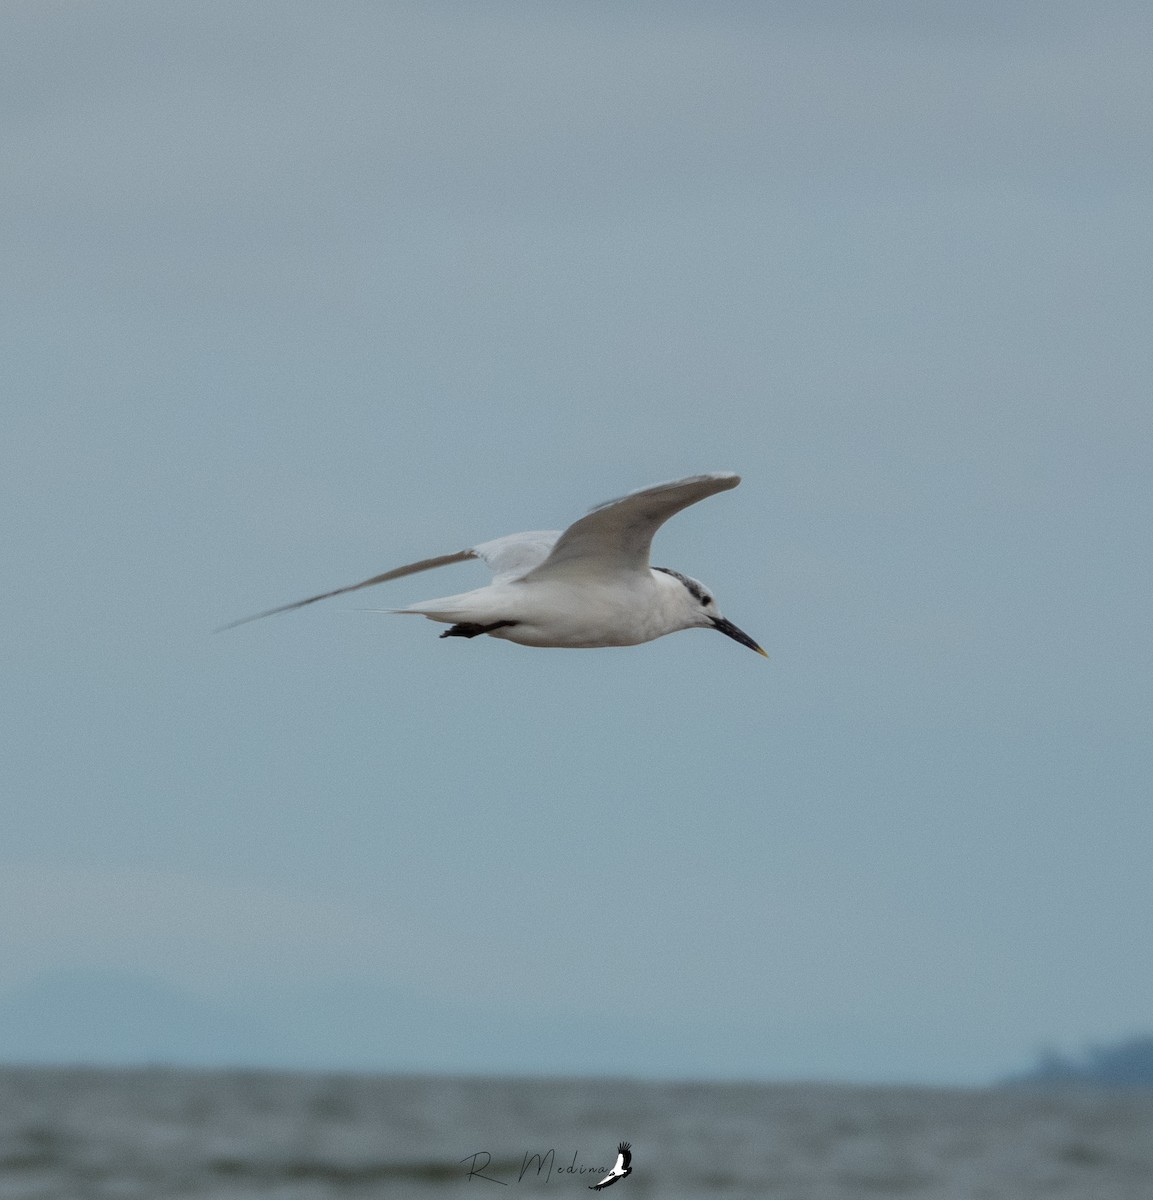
xmin=589 ymin=1142 xmax=632 ymax=1190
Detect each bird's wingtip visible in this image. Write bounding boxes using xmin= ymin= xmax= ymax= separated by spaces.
xmin=688 ymin=471 xmax=741 ymax=491
xmin=681 ymin=470 xmax=740 ymax=486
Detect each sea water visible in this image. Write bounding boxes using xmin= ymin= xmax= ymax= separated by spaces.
xmin=0 ymin=1066 xmax=1150 ymax=1198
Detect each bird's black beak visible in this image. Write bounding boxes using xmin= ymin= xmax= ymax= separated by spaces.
xmin=711 ymin=616 xmax=768 ymax=657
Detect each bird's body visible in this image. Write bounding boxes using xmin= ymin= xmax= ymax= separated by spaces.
xmin=399 ymin=557 xmax=694 ymax=648
xmin=221 ymin=473 xmax=766 ymax=657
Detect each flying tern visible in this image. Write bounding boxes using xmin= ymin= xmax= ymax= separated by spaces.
xmin=220 ymin=472 xmax=766 ymax=655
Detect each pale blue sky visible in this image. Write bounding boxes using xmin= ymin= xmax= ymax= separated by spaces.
xmin=2 ymin=1 xmax=1151 ymax=1083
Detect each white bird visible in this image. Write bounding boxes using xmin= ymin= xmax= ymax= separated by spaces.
xmin=589 ymin=1142 xmax=632 ymax=1191
xmin=220 ymin=473 xmax=766 ymax=656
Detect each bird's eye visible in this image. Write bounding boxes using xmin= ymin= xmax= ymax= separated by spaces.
xmin=701 ymin=595 xmax=712 ymax=606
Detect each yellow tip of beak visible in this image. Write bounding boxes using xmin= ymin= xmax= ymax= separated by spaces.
xmin=756 ymin=646 xmax=769 ymax=658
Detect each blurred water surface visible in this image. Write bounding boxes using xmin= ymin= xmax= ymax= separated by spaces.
xmin=0 ymin=1067 xmax=1151 ymax=1198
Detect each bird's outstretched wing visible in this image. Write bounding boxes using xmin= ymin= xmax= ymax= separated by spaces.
xmin=529 ymin=473 xmax=740 ymax=581
xmin=215 ymin=550 xmax=478 ymax=631
xmin=215 ymin=531 xmax=561 ymax=632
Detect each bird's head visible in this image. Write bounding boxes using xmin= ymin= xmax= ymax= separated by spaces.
xmin=653 ymin=567 xmax=767 ymax=657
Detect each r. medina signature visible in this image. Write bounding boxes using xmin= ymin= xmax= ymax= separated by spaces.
xmin=461 ymin=1142 xmax=632 ymax=1189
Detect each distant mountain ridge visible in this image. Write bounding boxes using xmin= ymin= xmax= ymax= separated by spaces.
xmin=16 ymin=969 xmax=1136 ymax=1084
xmin=1011 ymin=1036 xmax=1153 ymax=1087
